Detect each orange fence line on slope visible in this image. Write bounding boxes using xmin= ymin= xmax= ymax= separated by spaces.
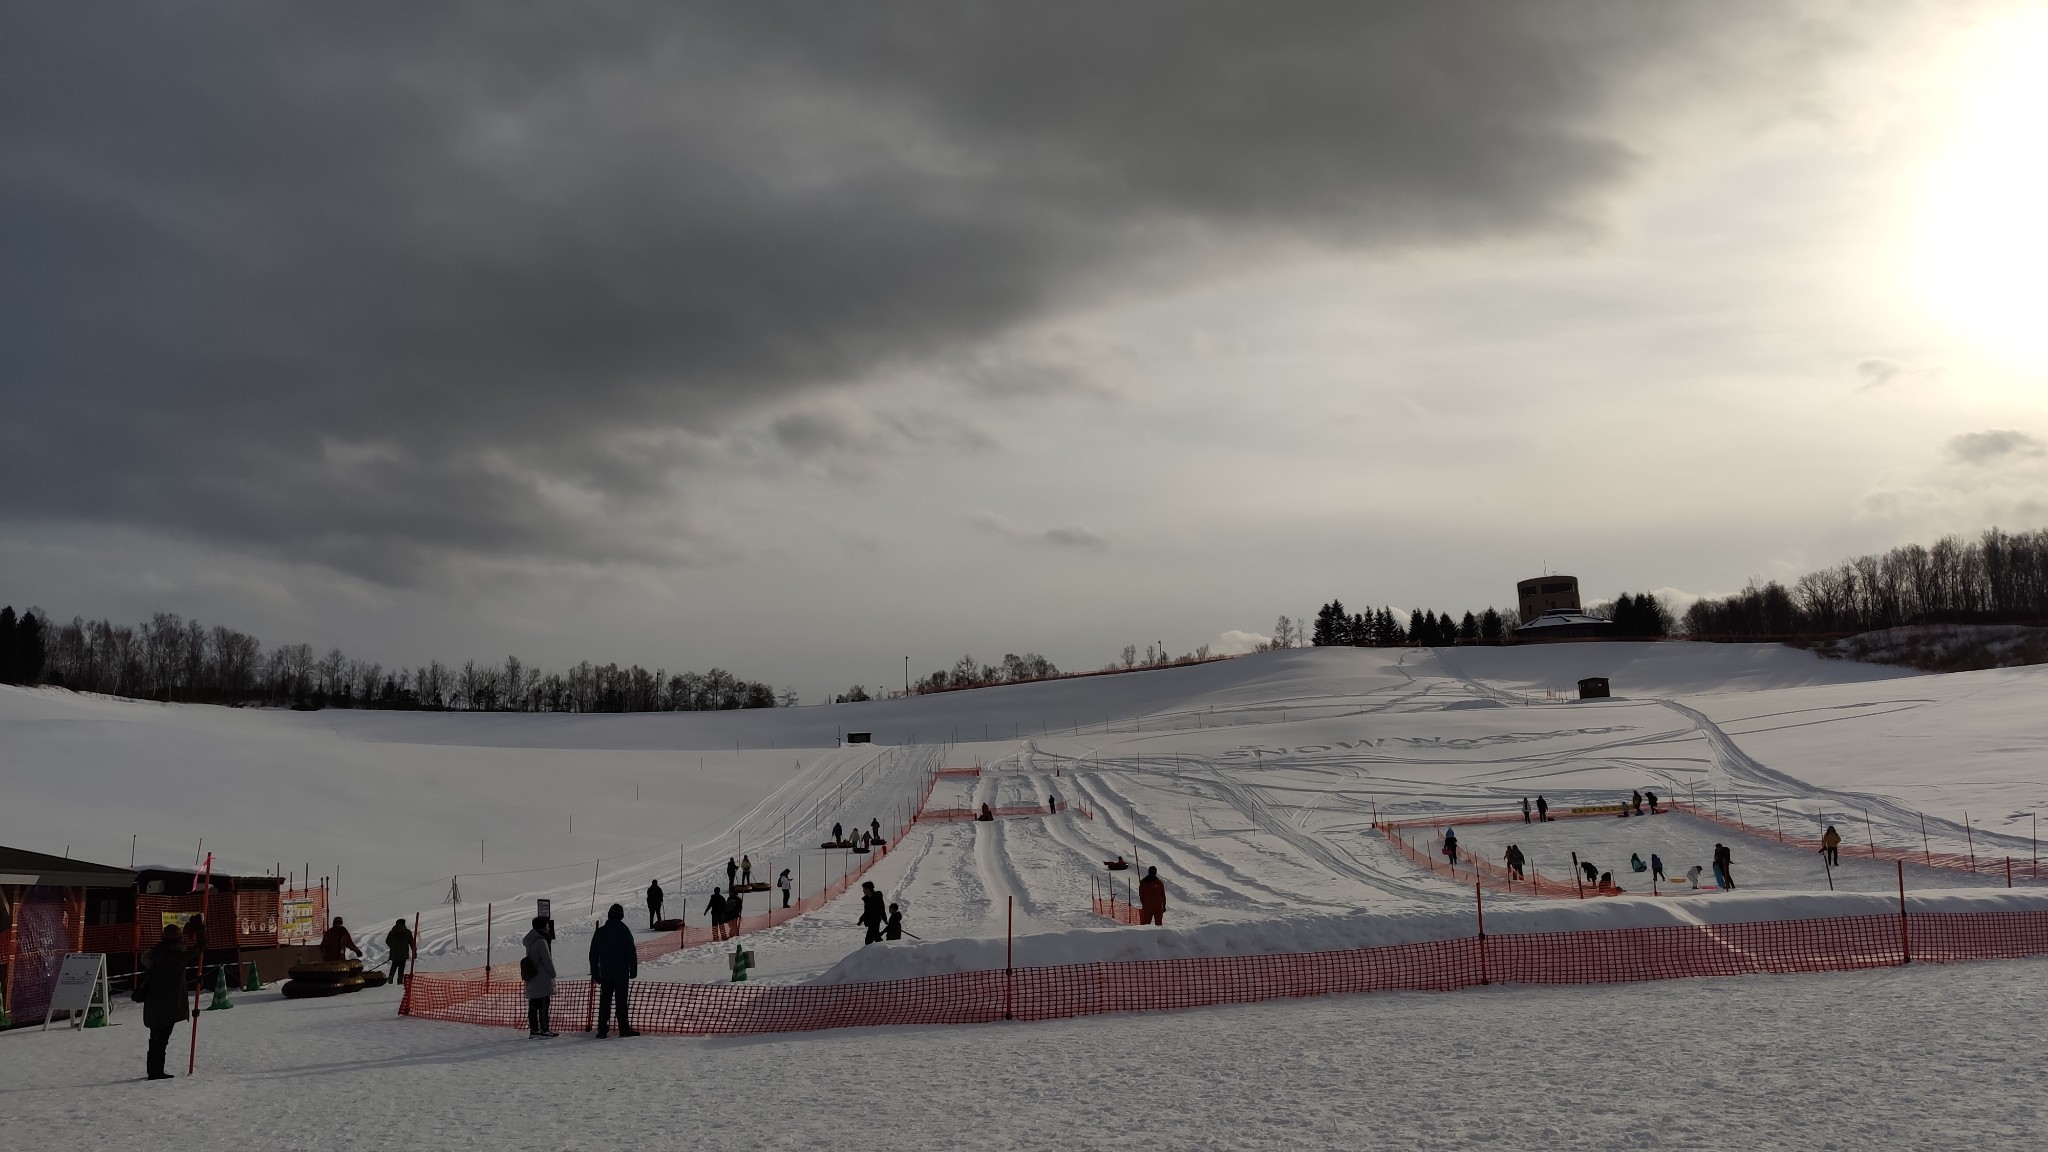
xmin=398 ymin=902 xmax=2048 ymax=1037
xmin=1378 ymin=807 xmax=1637 ymax=899
xmin=1669 ymin=802 xmax=2040 ymax=882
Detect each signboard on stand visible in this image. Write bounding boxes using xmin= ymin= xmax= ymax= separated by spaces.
xmin=45 ymin=953 xmax=112 ymax=1030
xmin=279 ymin=897 xmax=318 ymax=942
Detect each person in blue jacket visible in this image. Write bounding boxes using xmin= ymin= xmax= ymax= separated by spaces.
xmin=587 ymin=904 xmax=640 ymax=1038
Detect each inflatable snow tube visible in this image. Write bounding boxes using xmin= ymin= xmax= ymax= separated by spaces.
xmin=361 ymin=970 xmax=389 ymax=988
xmin=652 ymin=918 xmax=683 ymax=932
xmin=281 ymin=979 xmax=351 ymax=999
xmin=287 ymin=960 xmax=363 ymax=986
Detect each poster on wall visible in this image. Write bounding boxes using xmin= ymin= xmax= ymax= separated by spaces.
xmin=279 ymin=897 xmax=318 ymax=941
xmin=160 ymin=911 xmax=196 ymax=931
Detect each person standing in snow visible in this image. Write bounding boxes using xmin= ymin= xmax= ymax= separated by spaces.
xmin=1651 ymin=853 xmax=1666 ymax=882
xmin=319 ymin=917 xmax=360 ymax=963
xmin=1536 ymin=795 xmax=1550 ymax=822
xmin=741 ymin=855 xmax=753 ymax=886
xmin=727 ymin=886 xmax=744 ymax=927
xmin=726 ymin=857 xmax=739 ymax=891
xmin=523 ymin=915 xmax=558 ymax=1038
xmin=856 ymin=881 xmax=886 ymax=944
xmin=135 ymin=924 xmax=190 ymax=1080
xmin=1820 ymin=826 xmax=1842 ymax=867
xmin=1441 ymin=827 xmax=1459 ymax=864
xmin=1631 ymin=790 xmax=1644 ymax=816
xmin=1645 ymin=790 xmax=1660 ymax=815
xmin=1504 ymin=845 xmax=1525 ymax=881
xmin=384 ymin=918 xmax=414 ymax=986
xmin=646 ymin=879 xmax=665 ymax=928
xmin=1580 ymin=859 xmax=1599 ymax=885
xmin=870 ymin=817 xmax=881 ymax=842
xmin=1138 ymin=866 xmax=1167 ymax=925
xmin=832 ymin=822 xmax=844 ymax=845
xmin=1686 ymin=864 xmax=1704 ymax=889
xmin=1712 ymin=843 xmax=1735 ymax=890
xmin=777 ymin=868 xmax=793 ymax=909
xmin=587 ymin=903 xmax=639 ymax=1038
xmin=1521 ymin=797 xmax=1532 ymax=823
xmin=1048 ymin=792 xmax=1059 ymax=814
xmin=706 ymin=888 xmax=728 ymax=941
xmin=885 ymin=903 xmax=904 ymax=940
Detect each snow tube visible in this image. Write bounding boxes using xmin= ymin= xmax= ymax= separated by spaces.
xmin=361 ymin=970 xmax=389 ymax=988
xmin=652 ymin=918 xmax=683 ymax=932
xmin=287 ymin=960 xmax=363 ymax=985
xmin=280 ymin=976 xmax=365 ymax=999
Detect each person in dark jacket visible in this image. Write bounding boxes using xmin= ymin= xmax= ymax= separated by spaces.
xmin=726 ymin=857 xmax=739 ymax=891
xmin=1650 ymin=853 xmax=1666 ymax=882
xmin=1580 ymin=859 xmax=1599 ymax=884
xmin=870 ymin=817 xmax=881 ymax=842
xmin=1138 ymin=866 xmax=1167 ymax=925
xmin=138 ymin=925 xmax=191 ymax=1080
xmin=1048 ymin=792 xmax=1059 ymax=814
xmin=727 ymin=886 xmax=744 ymax=927
xmin=1645 ymin=789 xmax=1660 ymax=815
xmin=1441 ymin=827 xmax=1459 ymax=864
xmin=832 ymin=822 xmax=843 ymax=845
xmin=1536 ymin=795 xmax=1550 ymax=822
xmin=706 ymin=888 xmax=728 ymax=941
xmin=1503 ymin=845 xmax=1525 ymax=880
xmin=320 ymin=917 xmax=361 ymax=963
xmin=885 ymin=903 xmax=904 ymax=941
xmin=523 ymin=916 xmax=558 ymax=1037
xmin=976 ymin=803 xmax=994 ymax=821
xmin=384 ymin=919 xmax=415 ymax=985
xmin=1713 ymin=843 xmax=1736 ymax=890
xmin=1631 ymin=790 xmax=1644 ymax=816
xmin=856 ymin=882 xmax=885 ymax=944
xmin=646 ymin=879 xmax=664 ymax=928
xmin=587 ymin=904 xmax=639 ymax=1038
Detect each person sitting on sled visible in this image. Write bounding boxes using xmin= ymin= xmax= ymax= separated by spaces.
xmin=1630 ymin=853 xmax=1647 ymax=873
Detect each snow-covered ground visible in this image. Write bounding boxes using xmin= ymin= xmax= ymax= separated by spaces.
xmin=5 ymin=642 xmax=2047 ymax=1148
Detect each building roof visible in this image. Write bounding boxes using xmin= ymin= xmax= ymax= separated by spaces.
xmin=0 ymin=844 xmax=137 ymax=889
xmin=1517 ymin=610 xmax=1611 ymax=630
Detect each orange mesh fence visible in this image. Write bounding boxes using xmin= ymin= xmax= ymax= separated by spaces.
xmin=401 ymin=909 xmax=2048 ymax=1036
xmin=1089 ymin=896 xmax=1143 ymax=925
xmin=1669 ymin=802 xmax=2039 ymax=881
xmin=1379 ymin=813 xmax=1603 ymax=899
xmin=920 ymin=800 xmax=1093 ymax=822
xmin=934 ymin=767 xmax=983 ymax=779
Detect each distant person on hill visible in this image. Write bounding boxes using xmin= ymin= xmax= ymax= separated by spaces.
xmin=1630 ymin=853 xmax=1647 ymax=873
xmin=1048 ymin=792 xmax=1059 ymax=814
xmin=857 ymin=881 xmax=886 ymax=944
xmin=1442 ymin=828 xmax=1459 ymax=864
xmin=1686 ymin=864 xmax=1704 ymax=889
xmin=885 ymin=903 xmax=904 ymax=941
xmin=1580 ymin=860 xmax=1599 ymax=885
xmin=1651 ymin=853 xmax=1666 ymax=882
xmin=1536 ymin=795 xmax=1551 ymax=822
xmin=871 ymin=817 xmax=881 ymax=842
xmin=1712 ymin=843 xmax=1736 ymax=890
xmin=741 ymin=855 xmax=753 ymax=886
xmin=778 ymin=868 xmax=793 ymax=909
xmin=646 ymin=879 xmax=664 ymax=928
xmin=833 ymin=822 xmax=844 ymax=845
xmin=385 ymin=919 xmax=414 ymax=986
xmin=1504 ymin=845 xmax=1525 ymax=881
xmin=1598 ymin=871 xmax=1619 ymax=893
xmin=860 ymin=830 xmax=872 ymax=852
xmin=728 ymin=887 xmax=745 ymax=927
xmin=587 ymin=904 xmax=638 ymax=1038
xmin=977 ymin=803 xmax=994 ymax=822
xmin=706 ymin=888 xmax=728 ymax=941
xmin=1138 ymin=866 xmax=1168 ymax=926
xmin=1631 ymin=790 xmax=1644 ymax=816
xmin=523 ymin=915 xmax=558 ymax=1038
xmin=726 ymin=857 xmax=739 ymax=891
xmin=1821 ymin=826 xmax=1842 ymax=867
xmin=1521 ymin=797 xmax=1532 ymax=823
xmin=319 ymin=917 xmax=360 ymax=964
xmin=1645 ymin=790 xmax=1660 ymax=815
xmin=136 ymin=924 xmax=190 ymax=1080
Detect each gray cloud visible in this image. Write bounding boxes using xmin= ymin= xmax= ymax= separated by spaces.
xmin=1856 ymin=357 xmax=1904 ymax=390
xmin=1 ymin=2 xmax=1838 ymax=582
xmin=973 ymin=512 xmax=1107 ymax=551
xmin=1948 ymin=430 xmax=2046 ymax=465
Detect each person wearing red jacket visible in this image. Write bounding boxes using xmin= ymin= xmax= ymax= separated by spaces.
xmin=1138 ymin=867 xmax=1167 ymax=926
xmin=319 ymin=917 xmax=361 ymax=963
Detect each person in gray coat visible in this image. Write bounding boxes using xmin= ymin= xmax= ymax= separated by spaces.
xmin=137 ymin=924 xmax=191 ymax=1079
xmin=523 ymin=916 xmax=558 ymax=1038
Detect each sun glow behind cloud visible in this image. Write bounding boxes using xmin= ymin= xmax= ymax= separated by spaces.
xmin=1919 ymin=6 xmax=2048 ymax=372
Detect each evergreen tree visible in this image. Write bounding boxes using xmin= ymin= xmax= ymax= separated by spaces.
xmin=0 ymin=605 xmax=16 ymax=684
xmin=1480 ymin=607 xmax=1503 ymax=641
xmin=1349 ymin=612 xmax=1368 ymax=646
xmin=1459 ymin=611 xmax=1479 ymax=642
xmin=15 ymin=610 xmax=44 ymax=686
xmin=1313 ymin=600 xmax=1346 ymax=646
xmin=1408 ymin=609 xmax=1427 ymax=646
xmin=1377 ymin=607 xmax=1400 ymax=647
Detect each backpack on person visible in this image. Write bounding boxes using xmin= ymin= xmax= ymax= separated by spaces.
xmin=520 ymin=955 xmax=537 ymax=981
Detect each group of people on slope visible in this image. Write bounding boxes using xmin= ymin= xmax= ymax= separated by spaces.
xmin=1522 ymin=796 xmax=1552 ymax=823
xmin=1619 ymin=789 xmax=1661 ymax=817
xmin=825 ymin=818 xmax=885 ymax=851
xmin=705 ymin=885 xmax=746 ymax=940
xmin=854 ymin=881 xmax=904 ymax=944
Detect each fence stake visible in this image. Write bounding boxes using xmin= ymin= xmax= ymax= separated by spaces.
xmin=1897 ymin=860 xmax=1911 ymax=964
xmin=1965 ymin=812 xmax=1976 ymax=872
xmin=1475 ymin=882 xmax=1488 ymax=986
xmin=405 ymin=912 xmax=420 ymax=1010
xmin=1775 ymin=802 xmax=1782 ymax=843
xmin=1004 ymin=895 xmax=1014 ymax=1021
xmin=2007 ymin=857 xmax=2013 ymax=889
xmin=1571 ymin=851 xmax=1585 ymax=899
xmin=1921 ymin=812 xmax=1931 ymax=866
xmin=485 ymin=903 xmax=493 ymax=986
xmin=1864 ymin=809 xmax=1876 ymax=858
xmin=591 ymin=859 xmax=599 ymax=913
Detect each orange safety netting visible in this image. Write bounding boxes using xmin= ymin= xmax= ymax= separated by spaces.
xmin=1669 ymin=802 xmax=2040 ymax=881
xmin=919 ymin=799 xmax=1094 ymax=823
xmin=1379 ymin=810 xmax=1614 ymax=899
xmin=399 ymin=907 xmax=2048 ymax=1035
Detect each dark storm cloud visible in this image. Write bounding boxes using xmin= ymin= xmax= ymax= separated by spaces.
xmin=1 ymin=1 xmax=1810 ymax=580
xmin=1947 ymin=430 xmax=2046 ymax=465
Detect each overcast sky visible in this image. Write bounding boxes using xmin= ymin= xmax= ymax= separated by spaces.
xmin=4 ymin=2 xmax=2047 ymax=698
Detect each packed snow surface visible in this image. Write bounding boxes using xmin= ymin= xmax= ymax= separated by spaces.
xmin=5 ymin=642 xmax=2047 ymax=1148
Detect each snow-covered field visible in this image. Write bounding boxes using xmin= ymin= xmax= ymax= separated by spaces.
xmin=5 ymin=642 xmax=2047 ymax=1149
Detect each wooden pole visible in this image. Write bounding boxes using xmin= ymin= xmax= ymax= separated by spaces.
xmin=1004 ymin=895 xmax=1014 ymax=1020
xmin=1897 ymin=860 xmax=1911 ymax=964
xmin=485 ymin=902 xmax=493 ymax=986
xmin=590 ymin=859 xmax=599 ymax=913
xmin=1864 ymin=809 xmax=1876 ymax=858
xmin=1920 ymin=813 xmax=1931 ymax=866
xmin=1965 ymin=812 xmax=1976 ymax=872
xmin=1775 ymin=803 xmax=1782 ymax=843
xmin=1474 ymin=882 xmax=1488 ymax=986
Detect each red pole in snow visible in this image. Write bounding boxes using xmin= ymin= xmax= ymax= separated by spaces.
xmin=1897 ymin=860 xmax=1911 ymax=964
xmin=1004 ymin=896 xmax=1014 ymax=1021
xmin=187 ymin=851 xmax=213 ymax=1075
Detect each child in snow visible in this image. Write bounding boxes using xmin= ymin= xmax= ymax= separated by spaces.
xmin=1630 ymin=853 xmax=1647 ymax=873
xmin=1442 ymin=828 xmax=1459 ymax=863
xmin=1820 ymin=825 xmax=1842 ymax=867
xmin=1686 ymin=865 xmax=1704 ymax=889
xmin=885 ymin=904 xmax=903 ymax=941
xmin=1580 ymin=860 xmax=1599 ymax=884
xmin=1651 ymin=854 xmax=1666 ymax=882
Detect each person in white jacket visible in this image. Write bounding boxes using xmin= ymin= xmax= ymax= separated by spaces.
xmin=523 ymin=917 xmax=558 ymax=1038
xmin=777 ymin=868 xmax=792 ymax=909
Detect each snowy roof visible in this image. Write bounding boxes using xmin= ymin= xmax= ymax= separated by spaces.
xmin=1516 ymin=610 xmax=1611 ymax=630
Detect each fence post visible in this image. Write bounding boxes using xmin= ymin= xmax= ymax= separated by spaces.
xmin=1004 ymin=896 xmax=1014 ymax=1021
xmin=485 ymin=903 xmax=493 ymax=987
xmin=1571 ymin=851 xmax=1585 ymax=899
xmin=1863 ymin=809 xmax=1876 ymax=858
xmin=1897 ymin=860 xmax=1911 ymax=965
xmin=188 ymin=851 xmax=213 ymax=1075
xmin=2007 ymin=857 xmax=2013 ymax=889
xmin=1921 ymin=812 xmax=1931 ymax=866
xmin=1475 ymin=882 xmax=1488 ymax=986
xmin=1965 ymin=812 xmax=1976 ymax=872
